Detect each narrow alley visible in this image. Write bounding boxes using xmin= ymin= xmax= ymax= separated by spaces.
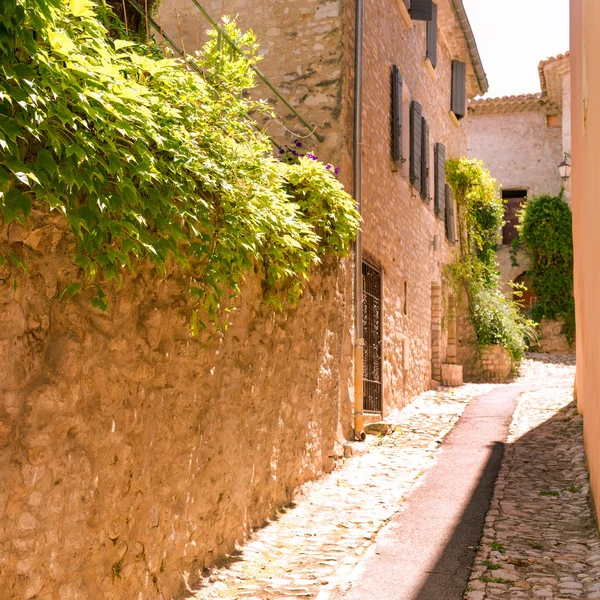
xmin=187 ymin=354 xmax=594 ymax=600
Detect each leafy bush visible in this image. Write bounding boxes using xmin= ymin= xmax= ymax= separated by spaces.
xmin=512 ymin=193 xmax=574 ymax=343
xmin=446 ymin=158 xmax=535 ymax=362
xmin=0 ymin=0 xmax=359 ymax=331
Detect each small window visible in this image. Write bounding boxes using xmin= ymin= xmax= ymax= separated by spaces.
xmin=426 ymin=3 xmax=437 ymax=68
xmin=502 ymin=190 xmax=527 ymax=245
xmin=403 ymin=281 xmax=408 ymax=315
xmin=391 ymin=65 xmax=403 ymax=167
xmin=434 ymin=142 xmax=446 ymax=220
xmin=421 ymin=116 xmax=429 ymax=202
xmin=445 ymin=184 xmax=457 ymax=243
xmin=410 ymin=101 xmax=423 ymax=189
xmin=547 ymin=114 xmax=559 ymax=128
xmin=410 ymin=0 xmax=433 ymax=21
xmin=451 ymin=61 xmax=467 ymax=119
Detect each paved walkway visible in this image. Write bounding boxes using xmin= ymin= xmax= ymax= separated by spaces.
xmin=334 ymin=385 xmax=524 ymax=600
xmin=464 ymin=354 xmax=600 ymax=600
xmin=187 ymin=381 xmax=496 ymax=599
xmin=187 ymin=354 xmax=592 ymax=600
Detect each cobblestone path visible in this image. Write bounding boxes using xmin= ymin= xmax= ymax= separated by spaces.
xmin=188 ymin=381 xmax=496 ymax=599
xmin=188 ymin=354 xmax=590 ymax=600
xmin=463 ymin=354 xmax=600 ymax=600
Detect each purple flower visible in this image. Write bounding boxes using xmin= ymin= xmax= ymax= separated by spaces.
xmin=335 ymin=167 xmax=339 ymax=175
xmin=326 ymin=165 xmax=331 ymax=170
xmin=278 ymin=148 xmax=285 ymax=154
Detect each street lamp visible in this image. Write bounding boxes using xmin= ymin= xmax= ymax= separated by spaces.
xmin=559 ymin=152 xmax=571 ymax=181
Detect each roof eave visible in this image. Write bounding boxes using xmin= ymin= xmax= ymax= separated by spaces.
xmin=449 ymin=0 xmax=489 ymax=96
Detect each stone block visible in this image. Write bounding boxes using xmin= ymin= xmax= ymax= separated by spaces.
xmin=441 ymin=363 xmax=463 ymax=387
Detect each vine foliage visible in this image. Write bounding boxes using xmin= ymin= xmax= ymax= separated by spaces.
xmin=511 ymin=193 xmax=575 ymax=344
xmin=0 ymin=0 xmax=359 ymax=332
xmin=446 ymin=158 xmax=535 ymax=363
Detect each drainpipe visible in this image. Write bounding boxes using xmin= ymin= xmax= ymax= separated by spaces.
xmin=353 ymin=0 xmax=366 ymax=441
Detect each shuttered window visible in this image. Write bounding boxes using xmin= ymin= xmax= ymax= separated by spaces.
xmin=420 ymin=117 xmax=429 ymax=202
xmin=410 ymin=101 xmax=422 ymax=189
xmin=434 ymin=142 xmax=446 ymax=220
xmin=451 ymin=60 xmax=467 ymax=119
xmin=426 ymin=3 xmax=437 ymax=68
xmin=391 ymin=65 xmax=403 ymax=166
xmin=445 ymin=184 xmax=457 ymax=243
xmin=409 ymin=0 xmax=433 ymax=21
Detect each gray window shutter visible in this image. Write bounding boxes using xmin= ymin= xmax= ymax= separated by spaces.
xmin=391 ymin=65 xmax=403 ymax=166
xmin=434 ymin=142 xmax=446 ymax=220
xmin=420 ymin=117 xmax=429 ymax=202
xmin=426 ymin=3 xmax=437 ymax=68
xmin=410 ymin=101 xmax=422 ymax=189
xmin=445 ymin=184 xmax=457 ymax=243
xmin=410 ymin=0 xmax=433 ymax=21
xmin=451 ymin=60 xmax=467 ymax=119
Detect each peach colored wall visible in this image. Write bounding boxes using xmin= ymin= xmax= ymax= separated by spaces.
xmin=570 ymin=0 xmax=600 ymax=519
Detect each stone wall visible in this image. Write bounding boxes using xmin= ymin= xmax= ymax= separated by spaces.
xmin=157 ymin=0 xmax=348 ymax=179
xmin=356 ymin=0 xmax=469 ymax=412
xmin=531 ymin=318 xmax=574 ymax=354
xmin=467 ymin=110 xmax=564 ymax=199
xmin=0 ymin=214 xmax=352 ymax=600
xmin=157 ymin=0 xmax=475 ymax=414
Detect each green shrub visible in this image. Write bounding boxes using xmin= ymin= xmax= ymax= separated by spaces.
xmin=0 ymin=0 xmax=359 ymax=331
xmin=511 ymin=193 xmax=574 ymax=344
xmin=446 ymin=158 xmax=535 ymax=363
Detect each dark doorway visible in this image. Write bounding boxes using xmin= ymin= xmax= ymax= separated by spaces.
xmin=502 ymin=189 xmax=527 ymax=245
xmin=363 ymin=262 xmax=382 ymax=413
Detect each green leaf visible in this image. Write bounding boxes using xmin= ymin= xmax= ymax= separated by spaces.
xmin=60 ymin=282 xmax=82 ymax=300
xmin=69 ymin=0 xmax=96 ymax=17
xmin=36 ymin=149 xmax=58 ymax=176
xmin=9 ymin=253 xmax=27 ymax=271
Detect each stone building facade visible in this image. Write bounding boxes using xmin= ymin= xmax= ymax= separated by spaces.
xmin=0 ymin=1 xmax=488 ymax=598
xmin=467 ymin=54 xmax=573 ymax=353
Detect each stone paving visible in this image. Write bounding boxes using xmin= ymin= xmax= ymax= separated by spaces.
xmin=186 ymin=354 xmax=595 ymax=600
xmin=187 ymin=381 xmax=497 ymax=599
xmin=463 ymin=354 xmax=600 ymax=600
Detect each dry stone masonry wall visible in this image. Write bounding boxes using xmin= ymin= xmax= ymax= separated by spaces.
xmin=0 ymin=214 xmax=351 ymax=600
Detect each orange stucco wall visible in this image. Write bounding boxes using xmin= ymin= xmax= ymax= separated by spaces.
xmin=570 ymin=0 xmax=600 ymax=518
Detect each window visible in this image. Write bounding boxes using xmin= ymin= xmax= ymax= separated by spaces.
xmin=409 ymin=101 xmax=422 ymax=189
xmin=409 ymin=0 xmax=433 ymax=21
xmin=426 ymin=3 xmax=437 ymax=68
xmin=502 ymin=190 xmax=527 ymax=245
xmin=434 ymin=142 xmax=446 ymax=220
xmin=445 ymin=184 xmax=458 ymax=243
xmin=363 ymin=262 xmax=382 ymax=413
xmin=547 ymin=114 xmax=559 ymax=128
xmin=421 ymin=116 xmax=429 ymax=201
xmin=451 ymin=60 xmax=467 ymax=119
xmin=391 ymin=65 xmax=403 ymax=167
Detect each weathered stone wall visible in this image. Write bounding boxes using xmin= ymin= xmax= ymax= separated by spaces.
xmin=467 ymin=111 xmax=564 ymax=199
xmin=157 ymin=0 xmax=348 ymax=177
xmin=353 ymin=0 xmax=469 ymax=412
xmin=531 ymin=318 xmax=574 ymax=354
xmin=0 ymin=214 xmax=352 ymax=600
xmin=467 ymin=110 xmax=571 ymax=353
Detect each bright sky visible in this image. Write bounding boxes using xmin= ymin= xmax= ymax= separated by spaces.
xmin=462 ymin=0 xmax=570 ymax=99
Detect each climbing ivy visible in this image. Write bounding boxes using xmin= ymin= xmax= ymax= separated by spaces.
xmin=446 ymin=158 xmax=535 ymax=362
xmin=0 ymin=0 xmax=359 ymax=331
xmin=511 ymin=193 xmax=575 ymax=344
